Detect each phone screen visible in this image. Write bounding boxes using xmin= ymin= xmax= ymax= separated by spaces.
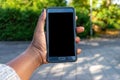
xmin=48 ymin=12 xmax=75 ymax=57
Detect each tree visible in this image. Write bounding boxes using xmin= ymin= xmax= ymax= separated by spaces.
xmin=92 ymin=0 xmax=120 ymax=30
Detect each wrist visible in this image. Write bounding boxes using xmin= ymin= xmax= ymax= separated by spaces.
xmin=27 ymin=44 xmax=43 ymax=66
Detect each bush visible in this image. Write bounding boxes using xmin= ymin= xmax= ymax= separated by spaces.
xmin=0 ymin=0 xmax=67 ymax=41
xmin=0 ymin=8 xmax=40 ymax=40
xmin=75 ymin=10 xmax=91 ymax=38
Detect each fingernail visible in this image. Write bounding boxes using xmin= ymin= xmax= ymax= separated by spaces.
xmin=81 ymin=27 xmax=85 ymax=31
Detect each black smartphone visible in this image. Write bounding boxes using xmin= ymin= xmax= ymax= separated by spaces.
xmin=46 ymin=7 xmax=76 ymax=63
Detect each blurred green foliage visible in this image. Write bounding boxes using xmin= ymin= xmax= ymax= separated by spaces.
xmin=69 ymin=0 xmax=91 ymax=38
xmin=0 ymin=0 xmax=66 ymax=40
xmin=92 ymin=0 xmax=120 ymax=30
xmin=70 ymin=0 xmax=120 ymax=38
xmin=0 ymin=0 xmax=120 ymax=40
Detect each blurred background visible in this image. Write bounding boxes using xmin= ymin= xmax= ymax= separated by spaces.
xmin=0 ymin=1 xmax=120 ymax=80
xmin=0 ymin=0 xmax=120 ymax=41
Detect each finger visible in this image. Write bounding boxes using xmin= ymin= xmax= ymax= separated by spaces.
xmin=76 ymin=26 xmax=84 ymax=33
xmin=75 ymin=36 xmax=80 ymax=43
xmin=77 ymin=48 xmax=82 ymax=55
xmin=76 ymin=16 xmax=78 ymax=20
xmin=36 ymin=9 xmax=46 ymax=33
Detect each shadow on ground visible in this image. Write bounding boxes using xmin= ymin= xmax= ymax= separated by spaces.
xmin=0 ymin=39 xmax=120 ymax=80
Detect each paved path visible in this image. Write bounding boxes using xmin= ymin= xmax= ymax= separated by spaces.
xmin=0 ymin=38 xmax=120 ymax=80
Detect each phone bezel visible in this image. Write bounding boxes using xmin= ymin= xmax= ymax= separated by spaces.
xmin=46 ymin=7 xmax=77 ymax=63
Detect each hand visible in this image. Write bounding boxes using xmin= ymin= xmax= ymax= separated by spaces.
xmin=31 ymin=9 xmax=84 ymax=65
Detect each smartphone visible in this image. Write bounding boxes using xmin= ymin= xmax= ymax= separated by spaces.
xmin=46 ymin=7 xmax=76 ymax=63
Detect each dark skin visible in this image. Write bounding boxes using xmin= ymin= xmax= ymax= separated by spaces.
xmin=7 ymin=9 xmax=84 ymax=80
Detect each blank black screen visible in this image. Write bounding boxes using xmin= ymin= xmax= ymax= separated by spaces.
xmin=48 ymin=13 xmax=75 ymax=57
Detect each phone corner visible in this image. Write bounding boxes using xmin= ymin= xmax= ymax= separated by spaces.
xmin=74 ymin=57 xmax=78 ymax=62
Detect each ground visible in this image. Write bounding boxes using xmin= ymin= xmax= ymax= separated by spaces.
xmin=0 ymin=38 xmax=120 ymax=80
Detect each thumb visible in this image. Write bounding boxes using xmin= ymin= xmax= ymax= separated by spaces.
xmin=36 ymin=9 xmax=46 ymax=33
